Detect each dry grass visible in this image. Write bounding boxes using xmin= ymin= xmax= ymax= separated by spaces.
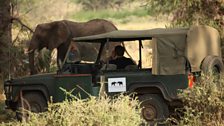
xmin=1 ymin=94 xmax=143 ymax=126
xmin=169 ymin=74 xmax=224 ymax=126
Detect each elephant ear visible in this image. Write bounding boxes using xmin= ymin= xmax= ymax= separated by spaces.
xmin=48 ymin=21 xmax=70 ymax=50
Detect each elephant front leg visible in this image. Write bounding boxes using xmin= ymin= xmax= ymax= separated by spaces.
xmin=57 ymin=44 xmax=69 ymax=71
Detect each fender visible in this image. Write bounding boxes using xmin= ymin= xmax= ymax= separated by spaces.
xmin=12 ymin=84 xmax=50 ymax=102
xmin=128 ymin=82 xmax=173 ymax=102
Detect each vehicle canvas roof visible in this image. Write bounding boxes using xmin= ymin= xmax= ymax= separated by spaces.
xmin=72 ymin=28 xmax=188 ymax=42
xmin=72 ymin=25 xmax=221 ymax=75
xmin=72 ymin=28 xmax=189 ymax=75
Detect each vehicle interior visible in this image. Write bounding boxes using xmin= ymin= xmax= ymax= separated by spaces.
xmin=68 ymin=29 xmax=188 ymax=75
xmin=61 ymin=39 xmax=153 ymax=74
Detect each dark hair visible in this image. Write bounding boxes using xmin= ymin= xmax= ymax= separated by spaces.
xmin=115 ymin=45 xmax=125 ymax=56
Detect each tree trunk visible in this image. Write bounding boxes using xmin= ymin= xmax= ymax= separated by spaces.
xmin=0 ymin=0 xmax=12 ymax=93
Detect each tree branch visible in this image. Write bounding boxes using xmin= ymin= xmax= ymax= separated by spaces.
xmin=12 ymin=27 xmax=22 ymax=45
xmin=11 ymin=17 xmax=34 ymax=33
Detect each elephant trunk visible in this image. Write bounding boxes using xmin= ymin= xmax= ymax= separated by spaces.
xmin=28 ymin=50 xmax=37 ymax=75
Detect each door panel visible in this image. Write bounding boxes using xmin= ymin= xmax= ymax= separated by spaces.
xmin=54 ymin=74 xmax=92 ymax=102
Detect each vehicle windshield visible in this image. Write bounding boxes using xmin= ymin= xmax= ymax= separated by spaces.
xmin=66 ymin=40 xmax=153 ymax=69
xmin=66 ymin=42 xmax=101 ymax=64
xmin=124 ymin=40 xmax=152 ymax=69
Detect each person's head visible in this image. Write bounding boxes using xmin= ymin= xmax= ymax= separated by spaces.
xmin=114 ymin=45 xmax=125 ymax=56
xmin=70 ymin=44 xmax=76 ymax=51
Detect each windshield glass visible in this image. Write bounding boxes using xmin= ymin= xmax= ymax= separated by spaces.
xmin=66 ymin=40 xmax=153 ymax=69
xmin=66 ymin=42 xmax=101 ymax=64
xmin=124 ymin=40 xmax=152 ymax=68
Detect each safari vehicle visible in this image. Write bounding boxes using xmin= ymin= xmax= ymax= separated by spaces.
xmin=4 ymin=25 xmax=223 ymax=122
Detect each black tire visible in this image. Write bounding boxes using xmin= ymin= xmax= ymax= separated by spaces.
xmin=16 ymin=92 xmax=47 ymax=121
xmin=201 ymin=55 xmax=224 ymax=74
xmin=138 ymin=94 xmax=169 ymax=124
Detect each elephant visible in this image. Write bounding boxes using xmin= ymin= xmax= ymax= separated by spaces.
xmin=28 ymin=19 xmax=120 ymax=75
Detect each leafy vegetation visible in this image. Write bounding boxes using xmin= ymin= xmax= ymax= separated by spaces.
xmin=145 ymin=0 xmax=223 ymax=33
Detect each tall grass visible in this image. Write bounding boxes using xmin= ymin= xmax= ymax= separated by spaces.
xmin=1 ymin=94 xmax=143 ymax=126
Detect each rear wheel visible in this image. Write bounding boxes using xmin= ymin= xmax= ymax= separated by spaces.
xmin=201 ymin=56 xmax=224 ymax=86
xmin=16 ymin=92 xmax=47 ymax=121
xmin=201 ymin=55 xmax=223 ymax=74
xmin=138 ymin=94 xmax=169 ymax=124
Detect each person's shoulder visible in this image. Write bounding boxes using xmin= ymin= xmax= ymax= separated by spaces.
xmin=124 ymin=57 xmax=132 ymax=61
xmin=109 ymin=59 xmax=116 ymax=64
xmin=125 ymin=57 xmax=135 ymax=64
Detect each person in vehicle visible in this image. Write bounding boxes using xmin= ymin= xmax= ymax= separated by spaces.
xmin=109 ymin=45 xmax=135 ymax=69
xmin=68 ymin=44 xmax=81 ymax=63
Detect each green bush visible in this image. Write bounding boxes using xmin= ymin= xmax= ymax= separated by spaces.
xmin=2 ymin=94 xmax=143 ymax=126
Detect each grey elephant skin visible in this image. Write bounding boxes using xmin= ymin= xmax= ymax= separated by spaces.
xmin=28 ymin=19 xmax=119 ymax=75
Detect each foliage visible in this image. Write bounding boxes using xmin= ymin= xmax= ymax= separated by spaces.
xmin=12 ymin=0 xmax=77 ymax=27
xmin=2 ymin=94 xmax=143 ymax=126
xmin=145 ymin=0 xmax=224 ymax=37
xmin=169 ymin=75 xmax=224 ymax=126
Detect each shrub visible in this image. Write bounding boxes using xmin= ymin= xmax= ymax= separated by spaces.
xmin=170 ymin=74 xmax=224 ymax=126
xmin=2 ymin=94 xmax=143 ymax=126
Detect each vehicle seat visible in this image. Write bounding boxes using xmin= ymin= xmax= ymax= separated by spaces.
xmin=101 ymin=64 xmax=117 ymax=70
xmin=125 ymin=65 xmax=138 ymax=70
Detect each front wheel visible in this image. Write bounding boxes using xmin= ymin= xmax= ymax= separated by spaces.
xmin=138 ymin=94 xmax=169 ymax=124
xmin=16 ymin=92 xmax=47 ymax=121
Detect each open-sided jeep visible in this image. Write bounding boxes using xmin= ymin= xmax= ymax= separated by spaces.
xmin=4 ymin=25 xmax=223 ymax=122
